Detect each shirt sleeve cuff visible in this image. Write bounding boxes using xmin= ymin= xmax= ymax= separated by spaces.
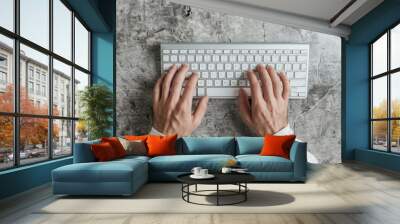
xmin=149 ymin=127 xmax=165 ymax=136
xmin=273 ymin=124 xmax=294 ymax=136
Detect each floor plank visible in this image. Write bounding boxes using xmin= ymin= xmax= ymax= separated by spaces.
xmin=1 ymin=162 xmax=400 ymax=224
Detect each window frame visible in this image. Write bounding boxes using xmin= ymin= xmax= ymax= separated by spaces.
xmin=0 ymin=0 xmax=92 ymax=171
xmin=370 ymin=20 xmax=400 ymax=154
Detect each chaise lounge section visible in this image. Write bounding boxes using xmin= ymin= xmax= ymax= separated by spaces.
xmin=52 ymin=137 xmax=307 ymax=196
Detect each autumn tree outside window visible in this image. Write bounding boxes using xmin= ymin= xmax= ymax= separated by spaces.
xmin=0 ymin=0 xmax=91 ymax=170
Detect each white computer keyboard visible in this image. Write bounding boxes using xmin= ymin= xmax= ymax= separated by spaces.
xmin=160 ymin=43 xmax=309 ymax=99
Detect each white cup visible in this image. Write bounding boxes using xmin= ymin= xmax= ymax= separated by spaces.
xmin=191 ymin=167 xmax=202 ymax=176
xmin=221 ymin=167 xmax=232 ymax=174
xmin=200 ymin=169 xmax=208 ymax=176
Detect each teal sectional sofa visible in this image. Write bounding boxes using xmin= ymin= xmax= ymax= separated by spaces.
xmin=52 ymin=137 xmax=307 ymax=196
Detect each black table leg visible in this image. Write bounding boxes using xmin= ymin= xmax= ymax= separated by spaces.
xmin=216 ymin=184 xmax=219 ymax=206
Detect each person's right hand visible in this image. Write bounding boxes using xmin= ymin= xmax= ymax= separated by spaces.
xmin=238 ymin=65 xmax=290 ymax=136
xmin=152 ymin=64 xmax=209 ymax=137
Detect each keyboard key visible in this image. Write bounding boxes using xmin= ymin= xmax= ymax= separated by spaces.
xmin=223 ymin=80 xmax=230 ymax=86
xmin=293 ymin=63 xmax=300 ymax=71
xmin=211 ymin=72 xmax=217 ymax=78
xmin=242 ymin=64 xmax=249 ymax=70
xmin=259 ymin=50 xmax=266 ymax=54
xmin=289 ymin=55 xmax=296 ymax=62
xmin=199 ymin=63 xmax=207 ymax=70
xmin=163 ymin=50 xmax=170 ymax=54
xmin=196 ymin=55 xmax=203 ymax=62
xmin=206 ymin=80 xmax=213 ymax=87
xmin=221 ymin=55 xmax=228 ymax=62
xmin=187 ymin=55 xmax=195 ymax=62
xmin=276 ymin=64 xmax=284 ymax=71
xmin=239 ymin=80 xmax=247 ymax=86
xmin=218 ymin=72 xmax=226 ymax=79
xmin=198 ymin=80 xmax=205 ymax=86
xmin=276 ymin=50 xmax=283 ymax=54
xmin=231 ymin=80 xmax=238 ymax=86
xmin=170 ymin=55 xmax=178 ymax=62
xmin=233 ymin=49 xmax=240 ymax=54
xmin=180 ymin=50 xmax=188 ymax=54
xmin=285 ymin=64 xmax=292 ymax=71
xmin=301 ymin=64 xmax=307 ymax=71
xmin=291 ymin=79 xmax=306 ymax=86
xmin=207 ymin=88 xmax=241 ymax=97
xmin=246 ymin=55 xmax=254 ymax=62
xmin=217 ymin=63 xmax=224 ymax=70
xmin=233 ymin=64 xmax=241 ymax=70
xmin=215 ymin=50 xmax=223 ymax=54
xmin=295 ymin=72 xmax=307 ymax=78
xmin=272 ymin=55 xmax=279 ymax=62
xmin=206 ymin=50 xmax=214 ymax=54
xmin=171 ymin=50 xmax=179 ymax=54
xmin=229 ymin=55 xmax=237 ymax=62
xmin=281 ymin=55 xmax=288 ymax=62
xmin=286 ymin=72 xmax=294 ymax=79
xmin=241 ymin=49 xmax=249 ymax=54
xmin=267 ymin=50 xmax=274 ymax=54
xmin=198 ymin=88 xmax=205 ymax=96
xmin=263 ymin=55 xmax=271 ymax=62
xmin=201 ymin=72 xmax=209 ymax=78
xmin=284 ymin=50 xmax=292 ymax=54
xmin=223 ymin=50 xmax=231 ymax=54
xmin=191 ymin=63 xmax=199 ymax=70
xmin=208 ymin=64 xmax=216 ymax=70
xmin=225 ymin=64 xmax=232 ymax=70
xmin=227 ymin=72 xmax=234 ymax=79
xmin=238 ymin=55 xmax=245 ymax=62
xmin=250 ymin=50 xmax=257 ymax=54
xmin=301 ymin=50 xmax=308 ymax=54
xmin=163 ymin=55 xmax=170 ymax=62
xmin=204 ymin=55 xmax=211 ymax=62
xmin=163 ymin=63 xmax=172 ymax=70
xmin=297 ymin=56 xmax=307 ymax=62
xmin=212 ymin=55 xmax=220 ymax=62
xmin=188 ymin=49 xmax=196 ymax=54
xmin=235 ymin=72 xmax=242 ymax=79
xmin=197 ymin=49 xmax=205 ymax=54
xmin=293 ymin=50 xmax=300 ymax=54
xmin=215 ymin=80 xmax=222 ymax=86
xmin=255 ymin=55 xmax=262 ymax=62
xmin=250 ymin=64 xmax=257 ymax=69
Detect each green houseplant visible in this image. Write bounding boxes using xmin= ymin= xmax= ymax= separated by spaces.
xmin=79 ymin=84 xmax=113 ymax=140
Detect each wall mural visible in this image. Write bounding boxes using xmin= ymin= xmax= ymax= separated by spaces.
xmin=116 ymin=0 xmax=342 ymax=163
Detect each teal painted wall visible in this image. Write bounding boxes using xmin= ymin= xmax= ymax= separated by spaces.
xmin=0 ymin=0 xmax=116 ymax=200
xmin=344 ymin=0 xmax=400 ymax=171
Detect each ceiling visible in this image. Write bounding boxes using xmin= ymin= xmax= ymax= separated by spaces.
xmin=171 ymin=0 xmax=384 ymax=37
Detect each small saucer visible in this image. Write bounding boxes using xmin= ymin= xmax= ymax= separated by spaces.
xmin=190 ymin=174 xmax=215 ymax=179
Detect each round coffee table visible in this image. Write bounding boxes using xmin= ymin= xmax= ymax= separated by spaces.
xmin=177 ymin=173 xmax=255 ymax=206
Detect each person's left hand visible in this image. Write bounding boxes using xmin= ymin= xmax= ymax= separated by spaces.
xmin=152 ymin=64 xmax=209 ymax=137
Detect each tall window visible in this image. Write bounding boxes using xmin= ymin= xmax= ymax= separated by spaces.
xmin=370 ymin=22 xmax=400 ymax=153
xmin=0 ymin=0 xmax=91 ymax=170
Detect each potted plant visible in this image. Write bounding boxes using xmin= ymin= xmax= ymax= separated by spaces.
xmin=79 ymin=84 xmax=113 ymax=140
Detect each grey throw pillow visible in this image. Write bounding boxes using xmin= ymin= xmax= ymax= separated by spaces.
xmin=118 ymin=137 xmax=147 ymax=156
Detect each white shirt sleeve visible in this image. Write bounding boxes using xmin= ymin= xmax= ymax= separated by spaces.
xmin=149 ymin=127 xmax=165 ymax=136
xmin=273 ymin=124 xmax=294 ymax=136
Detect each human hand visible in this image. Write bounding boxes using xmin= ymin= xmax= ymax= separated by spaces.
xmin=152 ymin=64 xmax=209 ymax=137
xmin=238 ymin=65 xmax=290 ymax=136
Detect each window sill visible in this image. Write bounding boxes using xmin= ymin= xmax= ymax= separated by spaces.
xmin=0 ymin=156 xmax=72 ymax=176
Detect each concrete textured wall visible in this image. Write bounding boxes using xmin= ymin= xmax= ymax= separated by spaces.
xmin=116 ymin=0 xmax=342 ymax=163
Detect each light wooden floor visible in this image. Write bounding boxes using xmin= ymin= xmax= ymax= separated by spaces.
xmin=1 ymin=162 xmax=400 ymax=224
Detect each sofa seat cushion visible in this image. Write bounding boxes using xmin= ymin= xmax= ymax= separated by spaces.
xmin=149 ymin=154 xmax=235 ymax=172
xmin=53 ymin=158 xmax=147 ymax=183
xmin=236 ymin=155 xmax=293 ymax=172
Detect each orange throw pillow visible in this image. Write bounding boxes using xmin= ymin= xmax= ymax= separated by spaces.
xmin=124 ymin=135 xmax=148 ymax=141
xmin=146 ymin=135 xmax=177 ymax=157
xmin=101 ymin=137 xmax=127 ymax=158
xmin=260 ymin=135 xmax=296 ymax=159
xmin=91 ymin=142 xmax=118 ymax=162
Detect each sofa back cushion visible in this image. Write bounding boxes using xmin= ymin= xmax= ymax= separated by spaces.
xmin=178 ymin=137 xmax=236 ymax=155
xmin=73 ymin=139 xmax=100 ymax=163
xmin=236 ymin=137 xmax=264 ymax=155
